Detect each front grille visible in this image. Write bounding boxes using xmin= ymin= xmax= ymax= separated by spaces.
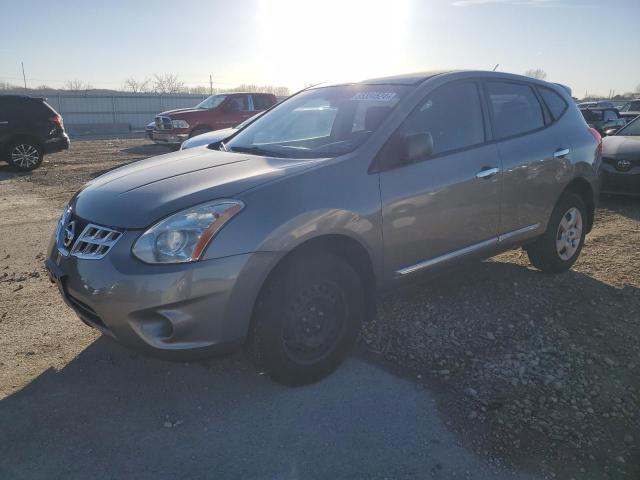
xmin=155 ymin=116 xmax=172 ymax=130
xmin=603 ymin=156 xmax=638 ymax=172
xmin=70 ymin=223 xmax=123 ymax=259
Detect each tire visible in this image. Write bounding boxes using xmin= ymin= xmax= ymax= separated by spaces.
xmin=250 ymin=253 xmax=365 ymax=386
xmin=7 ymin=140 xmax=43 ymax=171
xmin=526 ymin=191 xmax=587 ymax=273
xmin=189 ymin=127 xmax=211 ymax=138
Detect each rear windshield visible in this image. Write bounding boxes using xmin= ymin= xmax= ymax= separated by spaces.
xmin=225 ymin=84 xmax=411 ymax=159
xmin=581 ymin=109 xmax=603 ymax=122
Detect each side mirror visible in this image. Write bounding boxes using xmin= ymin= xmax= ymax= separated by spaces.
xmin=402 ymin=132 xmax=434 ymax=163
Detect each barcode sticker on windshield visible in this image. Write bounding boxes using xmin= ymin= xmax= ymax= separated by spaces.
xmin=350 ymin=92 xmax=397 ymax=102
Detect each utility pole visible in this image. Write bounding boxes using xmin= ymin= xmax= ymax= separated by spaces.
xmin=21 ymin=61 xmax=27 ymax=89
xmin=209 ymin=74 xmax=213 ymax=95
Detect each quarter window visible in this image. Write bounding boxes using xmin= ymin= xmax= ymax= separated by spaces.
xmin=538 ymin=87 xmax=568 ymax=120
xmin=395 ymin=82 xmax=485 ymax=157
xmin=486 ymin=82 xmax=544 ymax=139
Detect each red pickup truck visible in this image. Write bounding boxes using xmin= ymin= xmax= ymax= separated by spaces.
xmin=152 ymin=92 xmax=277 ymax=148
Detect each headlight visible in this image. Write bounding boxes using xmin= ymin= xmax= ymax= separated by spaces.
xmin=132 ymin=200 xmax=244 ymax=264
xmin=171 ymin=119 xmax=189 ymax=129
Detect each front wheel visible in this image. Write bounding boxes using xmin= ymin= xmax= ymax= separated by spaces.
xmin=249 ymin=253 xmax=364 ymax=386
xmin=526 ymin=192 xmax=587 ymax=273
xmin=8 ymin=140 xmax=43 ymax=171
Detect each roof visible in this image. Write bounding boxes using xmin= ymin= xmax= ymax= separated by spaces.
xmin=359 ymin=70 xmax=455 ymax=85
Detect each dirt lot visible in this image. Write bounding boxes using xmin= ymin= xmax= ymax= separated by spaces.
xmin=0 ymin=139 xmax=638 ymax=479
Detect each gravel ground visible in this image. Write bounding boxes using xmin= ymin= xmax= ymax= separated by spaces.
xmin=0 ymin=138 xmax=638 ymax=479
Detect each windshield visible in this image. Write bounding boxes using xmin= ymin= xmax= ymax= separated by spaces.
xmin=616 ymin=116 xmax=640 ymax=136
xmin=195 ymin=95 xmax=227 ymax=110
xmin=621 ymin=101 xmax=640 ymax=112
xmin=225 ymin=85 xmax=410 ymax=158
xmin=234 ymin=112 xmax=262 ymax=130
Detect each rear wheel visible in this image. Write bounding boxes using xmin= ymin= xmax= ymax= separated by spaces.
xmin=250 ymin=253 xmax=364 ymax=386
xmin=8 ymin=140 xmax=43 ymax=171
xmin=526 ymin=192 xmax=587 ymax=273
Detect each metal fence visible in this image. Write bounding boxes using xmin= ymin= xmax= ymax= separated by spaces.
xmin=51 ymin=93 xmax=207 ymax=130
xmin=4 ymin=91 xmax=208 ymax=131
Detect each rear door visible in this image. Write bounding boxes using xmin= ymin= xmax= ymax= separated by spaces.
xmin=378 ymin=80 xmax=502 ymax=277
xmin=484 ymin=80 xmax=570 ymax=236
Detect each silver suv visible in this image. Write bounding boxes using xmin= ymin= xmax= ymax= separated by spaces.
xmin=46 ymin=71 xmax=601 ymax=385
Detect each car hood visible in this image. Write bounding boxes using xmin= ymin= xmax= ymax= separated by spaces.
xmin=181 ymin=128 xmax=235 ymax=150
xmin=72 ymin=149 xmax=318 ymax=229
xmin=157 ymin=108 xmax=203 ymax=117
xmin=602 ymin=135 xmax=640 ymax=159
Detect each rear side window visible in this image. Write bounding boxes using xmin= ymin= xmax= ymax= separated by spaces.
xmin=252 ymin=95 xmax=273 ymax=111
xmin=486 ymin=82 xmax=544 ymax=139
xmin=538 ymin=87 xmax=568 ymax=120
xmin=396 ymin=82 xmax=485 ymax=156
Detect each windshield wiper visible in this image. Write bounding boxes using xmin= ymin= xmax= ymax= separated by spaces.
xmin=229 ymin=146 xmax=291 ymax=158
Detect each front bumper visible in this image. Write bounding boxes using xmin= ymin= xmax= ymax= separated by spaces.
xmin=152 ymin=130 xmax=189 ymax=146
xmin=600 ymin=163 xmax=640 ymax=196
xmin=45 ymin=229 xmax=277 ymax=358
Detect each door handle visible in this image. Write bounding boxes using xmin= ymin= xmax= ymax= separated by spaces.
xmin=553 ymin=148 xmax=570 ymax=158
xmin=0 ymin=121 xmax=8 ymax=124
xmin=476 ymin=167 xmax=500 ymax=179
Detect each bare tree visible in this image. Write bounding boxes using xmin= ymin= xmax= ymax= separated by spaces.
xmin=123 ymin=77 xmax=151 ymax=93
xmin=635 ymin=83 xmax=640 ymax=94
xmin=36 ymin=84 xmax=54 ymax=90
xmin=152 ymin=73 xmax=185 ymax=94
xmin=189 ymin=85 xmax=210 ymax=95
xmin=64 ymin=80 xmax=93 ymax=91
xmin=524 ymin=68 xmax=547 ymax=80
xmin=0 ymin=81 xmax=18 ymax=90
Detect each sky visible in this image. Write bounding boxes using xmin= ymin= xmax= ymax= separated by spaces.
xmin=1 ymin=0 xmax=639 ymax=97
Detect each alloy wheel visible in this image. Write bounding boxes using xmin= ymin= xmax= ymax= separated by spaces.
xmin=556 ymin=207 xmax=583 ymax=261
xmin=11 ymin=144 xmax=40 ymax=169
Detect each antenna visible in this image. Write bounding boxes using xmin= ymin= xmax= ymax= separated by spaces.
xmin=492 ymin=64 xmax=499 ymax=72
xmin=21 ymin=61 xmax=27 ymax=89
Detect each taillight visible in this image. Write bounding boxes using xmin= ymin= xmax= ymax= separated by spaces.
xmin=49 ymin=115 xmax=64 ymax=129
xmin=588 ymin=127 xmax=602 ymax=154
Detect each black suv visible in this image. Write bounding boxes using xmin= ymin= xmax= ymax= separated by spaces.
xmin=0 ymin=95 xmax=70 ymax=171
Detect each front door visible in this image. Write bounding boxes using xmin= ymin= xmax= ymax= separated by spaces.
xmin=378 ymin=81 xmax=502 ymax=277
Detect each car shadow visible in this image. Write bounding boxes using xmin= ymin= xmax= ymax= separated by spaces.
xmin=0 ymin=336 xmax=536 ymax=480
xmin=0 ymin=164 xmax=31 ymax=182
xmin=599 ymin=194 xmax=640 ymax=221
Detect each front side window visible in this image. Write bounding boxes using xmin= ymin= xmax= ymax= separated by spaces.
xmin=226 ymin=95 xmax=250 ymax=112
xmin=486 ymin=81 xmax=544 ymax=139
xmin=391 ymin=81 xmax=485 ymax=157
xmin=196 ymin=95 xmax=227 ymax=110
xmin=225 ymin=84 xmax=409 ymax=158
